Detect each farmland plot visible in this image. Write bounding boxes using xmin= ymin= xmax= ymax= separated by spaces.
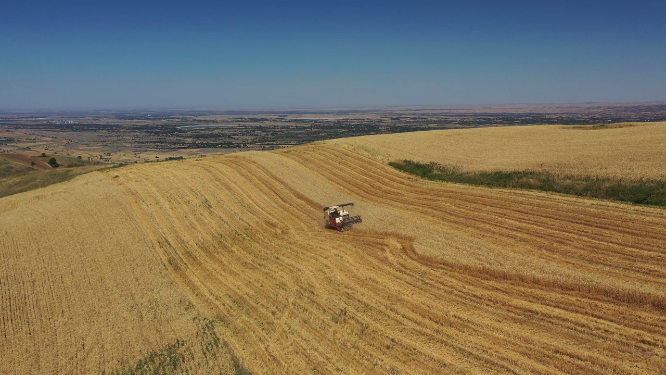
xmin=105 ymin=144 xmax=666 ymax=374
xmin=0 ymin=173 xmax=206 ymax=374
xmin=328 ymin=122 xmax=666 ymax=180
xmin=2 ymin=123 xmax=666 ymax=374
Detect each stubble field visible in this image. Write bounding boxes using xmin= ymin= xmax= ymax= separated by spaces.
xmin=1 ymin=124 xmax=665 ymax=374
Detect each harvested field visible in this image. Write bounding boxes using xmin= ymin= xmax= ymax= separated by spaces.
xmin=105 ymin=145 xmax=665 ymax=373
xmin=0 ymin=153 xmax=52 ymax=170
xmin=0 ymin=173 xmax=232 ymax=374
xmin=2 ymin=127 xmax=666 ymax=374
xmin=327 ymin=121 xmax=666 ymax=180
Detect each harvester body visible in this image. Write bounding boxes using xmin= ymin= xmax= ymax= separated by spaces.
xmin=324 ymin=203 xmax=362 ymax=232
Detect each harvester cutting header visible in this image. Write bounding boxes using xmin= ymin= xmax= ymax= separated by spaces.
xmin=324 ymin=203 xmax=362 ymax=232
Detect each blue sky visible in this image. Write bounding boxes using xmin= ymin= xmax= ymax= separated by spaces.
xmin=1 ymin=1 xmax=665 ymax=109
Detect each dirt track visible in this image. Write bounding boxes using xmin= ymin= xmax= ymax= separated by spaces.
xmin=105 ymin=145 xmax=666 ymax=374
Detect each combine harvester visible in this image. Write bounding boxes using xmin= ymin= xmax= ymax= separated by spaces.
xmin=323 ymin=203 xmax=362 ymax=232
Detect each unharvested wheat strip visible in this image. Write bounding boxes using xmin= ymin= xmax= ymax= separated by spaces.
xmin=291 ymin=145 xmax=665 ymax=244
xmin=286 ymin=148 xmax=666 ymax=278
xmin=329 ymin=123 xmax=666 ymax=180
xmin=282 ymin=151 xmax=656 ymax=290
xmin=322 ymin=145 xmax=666 ymax=250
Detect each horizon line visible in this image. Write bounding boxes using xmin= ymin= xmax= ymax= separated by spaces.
xmin=2 ymin=100 xmax=666 ymax=114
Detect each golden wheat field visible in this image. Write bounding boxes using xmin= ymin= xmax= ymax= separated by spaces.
xmin=329 ymin=122 xmax=666 ymax=179
xmin=1 ymin=124 xmax=666 ymax=374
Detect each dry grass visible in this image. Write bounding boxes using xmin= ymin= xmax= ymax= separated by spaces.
xmin=0 ymin=158 xmax=33 ymax=178
xmin=326 ymin=121 xmax=666 ymax=180
xmin=2 ymin=125 xmax=666 ymax=374
xmin=0 ymin=153 xmax=52 ymax=171
xmin=0 ymin=164 xmax=108 ymax=198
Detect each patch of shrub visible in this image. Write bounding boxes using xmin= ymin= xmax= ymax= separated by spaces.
xmin=102 ymin=317 xmax=252 ymax=375
xmin=390 ymin=160 xmax=666 ymax=207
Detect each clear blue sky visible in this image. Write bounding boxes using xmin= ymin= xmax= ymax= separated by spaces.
xmin=1 ymin=0 xmax=665 ymax=110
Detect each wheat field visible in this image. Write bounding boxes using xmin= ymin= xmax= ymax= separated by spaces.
xmin=328 ymin=122 xmax=666 ymax=179
xmin=1 ymin=125 xmax=666 ymax=374
xmin=0 ymin=173 xmax=214 ymax=373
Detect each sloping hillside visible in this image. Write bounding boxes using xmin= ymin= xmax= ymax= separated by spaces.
xmin=108 ymin=146 xmax=665 ymax=373
xmin=328 ymin=122 xmax=666 ymax=179
xmin=0 ymin=173 xmax=212 ymax=373
xmin=1 ymin=127 xmax=666 ymax=374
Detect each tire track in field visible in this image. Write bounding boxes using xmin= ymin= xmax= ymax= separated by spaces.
xmin=111 ymin=149 xmax=666 ymax=374
xmin=282 ymin=146 xmax=666 ymax=288
xmin=287 ymin=145 xmax=666 ymax=251
xmin=0 ymin=173 xmax=201 ymax=375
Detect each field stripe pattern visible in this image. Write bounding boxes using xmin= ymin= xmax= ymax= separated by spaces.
xmin=109 ymin=146 xmax=666 ymax=374
xmin=0 ymin=173 xmax=201 ymax=374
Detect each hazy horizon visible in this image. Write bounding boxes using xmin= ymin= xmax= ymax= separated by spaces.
xmin=4 ymin=101 xmax=666 ymax=115
xmin=2 ymin=1 xmax=665 ymax=110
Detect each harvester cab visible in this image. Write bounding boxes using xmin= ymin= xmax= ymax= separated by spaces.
xmin=324 ymin=203 xmax=362 ymax=232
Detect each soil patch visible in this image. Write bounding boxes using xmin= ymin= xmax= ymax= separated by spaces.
xmin=0 ymin=153 xmax=52 ymax=170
